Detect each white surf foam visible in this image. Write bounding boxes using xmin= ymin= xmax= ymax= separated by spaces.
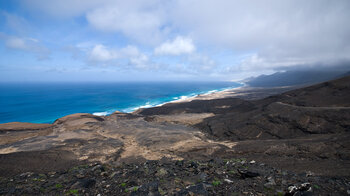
xmin=93 ymin=111 xmax=111 ymax=116
xmin=95 ymin=84 xmax=243 ymax=115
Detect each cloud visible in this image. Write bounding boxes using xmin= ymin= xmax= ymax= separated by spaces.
xmin=130 ymin=54 xmax=149 ymax=69
xmin=87 ymin=44 xmax=151 ymax=69
xmin=85 ymin=0 xmax=168 ymax=44
xmin=1 ymin=34 xmax=50 ymax=60
xmin=188 ymin=54 xmax=216 ymax=72
xmin=21 ymin=0 xmax=170 ymax=44
xmin=154 ymin=36 xmax=195 ymax=56
xmin=14 ymin=0 xmax=350 ymax=78
xmin=171 ymin=0 xmax=350 ymax=71
xmin=20 ymin=0 xmax=111 ymax=18
xmin=89 ymin=44 xmax=117 ymax=62
xmin=5 ymin=37 xmax=28 ymax=50
xmin=1 ymin=11 xmax=32 ymax=34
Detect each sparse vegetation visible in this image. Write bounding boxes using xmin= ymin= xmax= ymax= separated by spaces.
xmin=0 ymin=159 xmax=347 ymax=195
xmin=66 ymin=189 xmax=78 ymax=196
xmin=212 ymin=179 xmax=221 ymax=186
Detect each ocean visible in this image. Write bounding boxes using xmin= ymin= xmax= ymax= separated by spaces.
xmin=0 ymin=81 xmax=241 ymax=124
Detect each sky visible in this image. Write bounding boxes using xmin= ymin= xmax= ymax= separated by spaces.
xmin=0 ymin=0 xmax=349 ymax=82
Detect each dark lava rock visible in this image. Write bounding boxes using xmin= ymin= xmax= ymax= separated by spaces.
xmin=81 ymin=178 xmax=96 ymax=188
xmin=237 ymin=169 xmax=260 ymax=179
xmin=91 ymin=164 xmax=105 ymax=172
xmin=209 ymin=158 xmax=224 ymax=166
xmin=175 ymin=160 xmax=184 ymax=167
xmin=187 ymin=183 xmax=209 ymax=196
xmin=188 ymin=161 xmax=198 ymax=168
xmin=199 ymin=172 xmax=208 ymax=181
xmin=72 ymin=178 xmax=96 ymax=189
xmin=0 ymin=159 xmax=348 ymax=195
xmin=286 ymin=183 xmax=312 ymax=196
xmin=131 ymin=181 xmax=160 ymax=196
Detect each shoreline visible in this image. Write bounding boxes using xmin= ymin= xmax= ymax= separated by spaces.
xmin=93 ymin=84 xmax=245 ymax=116
xmin=0 ymin=82 xmax=243 ymax=124
xmin=145 ymin=85 xmax=246 ymax=108
xmin=130 ymin=83 xmax=299 ymax=114
xmin=0 ymin=83 xmax=299 ymax=126
xmin=0 ymin=85 xmax=245 ymax=126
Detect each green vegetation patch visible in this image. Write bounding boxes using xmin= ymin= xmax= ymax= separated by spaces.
xmin=66 ymin=189 xmax=78 ymax=196
xmin=212 ymin=179 xmax=221 ymax=186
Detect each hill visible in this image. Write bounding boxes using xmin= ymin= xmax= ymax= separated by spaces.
xmin=244 ymin=69 xmax=350 ymax=87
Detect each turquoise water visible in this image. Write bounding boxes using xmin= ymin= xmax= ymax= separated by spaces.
xmin=0 ymin=81 xmax=241 ymax=124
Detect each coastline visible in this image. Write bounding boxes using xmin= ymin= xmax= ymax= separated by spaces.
xmin=130 ymin=83 xmax=299 ymax=114
xmin=144 ymin=85 xmax=246 ymax=108
xmin=0 ymin=84 xmax=246 ymax=127
xmin=165 ymin=85 xmax=246 ymax=103
xmin=0 ymin=83 xmax=297 ymax=125
xmin=93 ymin=84 xmax=245 ymax=116
xmin=0 ymin=82 xmax=242 ymax=124
xmin=0 ymin=84 xmax=239 ymax=131
xmin=0 ymin=76 xmax=349 ymax=195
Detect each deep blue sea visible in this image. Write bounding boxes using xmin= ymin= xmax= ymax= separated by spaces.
xmin=0 ymin=81 xmax=241 ymax=124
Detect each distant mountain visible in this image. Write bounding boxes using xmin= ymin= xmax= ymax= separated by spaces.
xmin=245 ymin=70 xmax=350 ymax=87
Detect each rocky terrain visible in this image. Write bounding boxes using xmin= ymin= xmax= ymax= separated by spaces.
xmin=0 ymin=76 xmax=349 ymax=195
xmin=1 ymin=158 xmax=348 ymax=195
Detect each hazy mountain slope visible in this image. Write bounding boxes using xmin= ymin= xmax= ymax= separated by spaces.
xmin=245 ymin=70 xmax=350 ymax=87
xmin=138 ymin=75 xmax=350 ymax=141
xmin=196 ymin=75 xmax=350 ymax=140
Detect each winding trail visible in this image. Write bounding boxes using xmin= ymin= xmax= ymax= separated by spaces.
xmin=275 ymin=102 xmax=350 ymax=110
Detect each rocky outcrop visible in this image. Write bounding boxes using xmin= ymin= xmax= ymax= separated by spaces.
xmin=53 ymin=113 xmax=104 ymax=125
xmin=0 ymin=122 xmax=52 ymax=132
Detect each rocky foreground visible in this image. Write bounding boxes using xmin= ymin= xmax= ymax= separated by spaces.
xmin=1 ymin=158 xmax=349 ymax=195
xmin=0 ymin=76 xmax=350 ymax=195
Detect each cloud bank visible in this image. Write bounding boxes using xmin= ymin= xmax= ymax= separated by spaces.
xmin=1 ymin=0 xmax=349 ymax=80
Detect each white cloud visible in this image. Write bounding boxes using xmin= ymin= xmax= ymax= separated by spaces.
xmin=1 ymin=34 xmax=50 ymax=60
xmin=17 ymin=0 xmax=350 ymax=76
xmin=87 ymin=0 xmax=350 ymax=71
xmin=88 ymin=44 xmax=147 ymax=62
xmin=120 ymin=45 xmax=140 ymax=57
xmin=171 ymin=0 xmax=350 ymax=71
xmin=190 ymin=54 xmax=216 ymax=71
xmin=89 ymin=44 xmax=118 ymax=62
xmin=87 ymin=44 xmax=151 ymax=69
xmin=5 ymin=37 xmax=28 ymax=50
xmin=85 ymin=0 xmax=168 ymax=44
xmin=154 ymin=36 xmax=195 ymax=56
xmin=130 ymin=54 xmax=149 ymax=68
